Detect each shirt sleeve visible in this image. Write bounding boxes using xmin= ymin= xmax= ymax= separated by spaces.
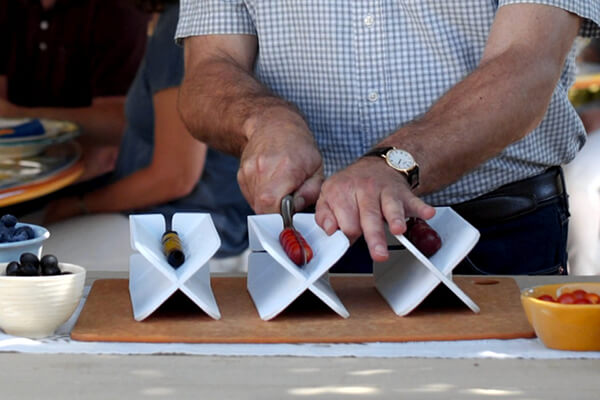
xmin=146 ymin=6 xmax=185 ymax=94
xmin=90 ymin=0 xmax=149 ymax=98
xmin=498 ymin=0 xmax=600 ymax=37
xmin=176 ymin=0 xmax=256 ymax=43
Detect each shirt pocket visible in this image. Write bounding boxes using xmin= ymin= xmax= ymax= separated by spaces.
xmin=397 ymin=0 xmax=497 ymax=30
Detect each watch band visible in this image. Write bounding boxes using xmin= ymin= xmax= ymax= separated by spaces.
xmin=362 ymin=146 xmax=395 ymax=159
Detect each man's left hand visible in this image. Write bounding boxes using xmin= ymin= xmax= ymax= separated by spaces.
xmin=315 ymin=157 xmax=435 ymax=262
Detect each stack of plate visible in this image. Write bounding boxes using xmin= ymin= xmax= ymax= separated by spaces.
xmin=0 ymin=118 xmax=83 ymax=207
xmin=0 ymin=118 xmax=80 ymax=158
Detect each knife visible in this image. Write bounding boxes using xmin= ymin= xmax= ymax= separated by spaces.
xmin=279 ymin=194 xmax=313 ymax=267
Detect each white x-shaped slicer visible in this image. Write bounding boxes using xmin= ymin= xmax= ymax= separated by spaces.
xmin=128 ymin=213 xmax=222 ymax=321
xmin=374 ymin=207 xmax=482 ymax=316
xmin=247 ymin=213 xmax=350 ymax=320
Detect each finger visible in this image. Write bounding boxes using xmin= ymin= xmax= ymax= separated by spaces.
xmin=405 ymin=195 xmax=436 ymax=221
xmin=256 ymin=153 xmax=317 ymax=214
xmin=327 ymin=185 xmax=362 ymax=242
xmin=356 ymin=188 xmax=389 ymax=262
xmin=237 ymin=161 xmax=258 ymax=212
xmin=294 ymin=172 xmax=324 ymax=211
xmin=315 ymin=196 xmax=338 ymax=236
xmin=253 ymin=153 xmax=286 ymax=213
xmin=380 ymin=186 xmax=407 ymax=236
xmin=246 ymin=156 xmax=292 ymax=214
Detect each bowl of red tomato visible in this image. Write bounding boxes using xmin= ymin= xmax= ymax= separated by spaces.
xmin=521 ymin=282 xmax=600 ymax=351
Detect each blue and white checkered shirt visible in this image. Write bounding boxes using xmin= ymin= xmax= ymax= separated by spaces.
xmin=176 ymin=0 xmax=600 ymax=205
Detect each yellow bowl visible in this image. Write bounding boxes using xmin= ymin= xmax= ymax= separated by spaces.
xmin=521 ymin=282 xmax=600 ymax=351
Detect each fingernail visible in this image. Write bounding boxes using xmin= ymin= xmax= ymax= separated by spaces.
xmin=393 ymin=218 xmax=405 ymax=228
xmin=375 ymin=244 xmax=387 ymax=256
xmin=324 ymin=218 xmax=334 ymax=232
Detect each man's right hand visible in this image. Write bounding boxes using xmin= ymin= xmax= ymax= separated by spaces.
xmin=238 ymin=108 xmax=324 ymax=214
xmin=180 ymin=35 xmax=324 ymax=214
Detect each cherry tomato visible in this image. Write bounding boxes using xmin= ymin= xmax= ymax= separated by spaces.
xmin=536 ymin=294 xmax=555 ymax=302
xmin=584 ymin=293 xmax=600 ymax=304
xmin=574 ymin=298 xmax=592 ymax=304
xmin=571 ymin=290 xmax=587 ymax=300
xmin=557 ymin=293 xmax=576 ymax=304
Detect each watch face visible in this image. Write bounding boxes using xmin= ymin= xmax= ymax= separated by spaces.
xmin=386 ymin=149 xmax=415 ymax=171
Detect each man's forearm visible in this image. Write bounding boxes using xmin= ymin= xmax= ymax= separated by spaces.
xmin=384 ymin=49 xmax=561 ymax=194
xmin=179 ymin=49 xmax=306 ymax=156
xmin=380 ymin=5 xmax=580 ymax=195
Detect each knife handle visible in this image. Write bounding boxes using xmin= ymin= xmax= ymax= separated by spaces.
xmin=161 ymin=230 xmax=186 ymax=268
xmin=279 ymin=227 xmax=313 ymax=266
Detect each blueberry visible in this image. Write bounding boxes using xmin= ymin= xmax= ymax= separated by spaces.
xmin=19 ymin=263 xmax=39 ymax=276
xmin=19 ymin=252 xmax=40 ymax=269
xmin=13 ymin=226 xmax=35 ymax=241
xmin=0 ymin=214 xmax=17 ymax=228
xmin=1 ymin=226 xmax=15 ymax=242
xmin=22 ymin=226 xmax=35 ymax=239
xmin=11 ymin=231 xmax=29 ymax=242
xmin=5 ymin=261 xmax=20 ymax=276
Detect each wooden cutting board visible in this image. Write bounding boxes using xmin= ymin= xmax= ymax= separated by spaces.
xmin=70 ymin=276 xmax=535 ymax=343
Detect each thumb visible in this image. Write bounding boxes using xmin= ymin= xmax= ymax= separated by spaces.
xmin=293 ymin=172 xmax=324 ymax=211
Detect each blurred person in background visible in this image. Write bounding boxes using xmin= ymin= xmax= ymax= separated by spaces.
xmin=0 ymin=0 xmax=149 ymax=212
xmin=564 ymin=38 xmax=600 ymax=275
xmin=42 ymin=0 xmax=253 ymax=272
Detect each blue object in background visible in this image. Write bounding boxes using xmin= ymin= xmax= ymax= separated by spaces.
xmin=0 ymin=119 xmax=45 ymax=139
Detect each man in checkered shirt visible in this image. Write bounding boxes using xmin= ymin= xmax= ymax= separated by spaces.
xmin=177 ymin=1 xmax=599 ymax=274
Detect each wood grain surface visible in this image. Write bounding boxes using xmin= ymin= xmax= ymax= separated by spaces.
xmin=70 ymin=276 xmax=535 ymax=343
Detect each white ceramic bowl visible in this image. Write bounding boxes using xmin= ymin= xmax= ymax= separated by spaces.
xmin=0 ymin=263 xmax=86 ymax=338
xmin=0 ymin=223 xmax=50 ymax=263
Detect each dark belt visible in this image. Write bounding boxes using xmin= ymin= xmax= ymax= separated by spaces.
xmin=451 ymin=166 xmax=566 ymax=226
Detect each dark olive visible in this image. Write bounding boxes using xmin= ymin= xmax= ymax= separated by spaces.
xmin=19 ymin=252 xmax=40 ymax=268
xmin=42 ymin=265 xmax=61 ymax=276
xmin=19 ymin=263 xmax=40 ymax=276
xmin=5 ymin=261 xmax=20 ymax=276
xmin=40 ymin=254 xmax=59 ymax=270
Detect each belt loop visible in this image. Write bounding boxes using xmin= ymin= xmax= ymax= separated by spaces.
xmin=556 ymin=166 xmax=569 ymax=212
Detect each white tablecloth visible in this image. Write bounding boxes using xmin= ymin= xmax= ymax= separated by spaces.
xmin=1 ymin=286 xmax=599 ymax=359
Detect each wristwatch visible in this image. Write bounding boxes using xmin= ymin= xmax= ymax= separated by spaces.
xmin=362 ymin=146 xmax=420 ymax=189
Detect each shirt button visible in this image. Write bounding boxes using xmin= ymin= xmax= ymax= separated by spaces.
xmin=368 ymin=91 xmax=379 ymax=102
xmin=40 ymin=20 xmax=49 ymax=30
xmin=39 ymin=42 xmax=48 ymax=51
xmin=364 ymin=15 xmax=374 ymax=26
